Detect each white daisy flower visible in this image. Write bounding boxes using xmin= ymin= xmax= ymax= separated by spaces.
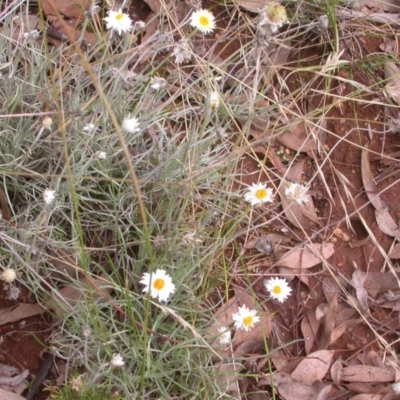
xmin=285 ymin=182 xmax=310 ymax=205
xmin=217 ymin=326 xmax=231 ymax=345
xmin=150 ymin=76 xmax=167 ymax=91
xmin=209 ymin=91 xmax=220 ymax=109
xmin=265 ymin=277 xmax=292 ymax=303
xmin=83 ymin=123 xmax=97 ymax=133
xmin=43 ymin=188 xmax=56 ymax=205
xmin=259 ymin=1 xmax=288 ymax=33
xmin=122 ymin=115 xmax=141 ymax=133
xmin=232 ymin=305 xmax=260 ymax=332
xmin=95 ymin=151 xmax=107 ymax=159
xmin=244 ymin=183 xmax=274 ymax=205
xmin=104 ymin=9 xmax=133 ymax=35
xmin=140 ymin=269 xmax=176 ymax=303
xmin=190 ymin=9 xmax=216 ymax=34
xmin=110 ymin=354 xmax=125 ymax=367
xmin=173 ymin=39 xmax=192 ymax=64
xmin=1 ymin=268 xmax=17 ymax=283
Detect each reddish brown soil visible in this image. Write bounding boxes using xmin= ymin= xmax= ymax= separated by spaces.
xmin=0 ymin=285 xmax=50 ymax=400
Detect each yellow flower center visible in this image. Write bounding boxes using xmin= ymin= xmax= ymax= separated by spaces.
xmin=116 ymin=12 xmax=124 ymax=21
xmin=153 ymin=278 xmax=165 ymax=291
xmin=255 ymin=188 xmax=268 ymax=200
xmin=199 ymin=16 xmax=210 ymax=26
xmin=243 ymin=315 xmax=253 ymax=327
xmin=265 ymin=5 xmax=287 ymax=24
xmin=272 ymin=285 xmax=282 ymax=295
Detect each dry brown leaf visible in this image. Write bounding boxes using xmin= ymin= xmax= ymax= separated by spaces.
xmin=319 ymin=293 xmax=338 ymax=349
xmin=208 ymin=296 xmax=240 ymax=340
xmin=389 ymin=243 xmax=400 ymax=259
xmin=278 ymin=160 xmax=321 ymax=229
xmin=342 ymin=365 xmax=395 ymax=383
xmin=278 ymin=185 xmax=312 ymax=230
xmin=322 ymin=277 xmax=339 ymax=304
xmin=330 ymin=357 xmax=344 ymax=385
xmin=278 ymin=266 xmax=310 ymax=287
xmin=315 ymin=303 xmax=329 ymax=321
xmin=361 ymin=146 xmax=385 ymax=210
xmin=365 ymin=271 xmax=400 ymax=297
xmin=330 ymin=319 xmax=359 ymax=346
xmin=0 ymin=369 xmax=28 ymax=394
xmin=335 ymin=307 xmax=357 ymax=325
xmin=263 ymin=43 xmax=291 ymax=86
xmin=270 ymin=349 xmax=290 ymax=372
xmin=0 ymin=304 xmax=45 ymax=326
xmin=236 ymin=0 xmax=266 ymax=12
xmin=350 ymin=269 xmax=369 ymax=313
xmin=40 ymin=0 xmax=91 ymax=27
xmin=367 ymin=350 xmax=386 ymax=369
xmin=301 ymin=309 xmax=320 ymax=355
xmin=215 ymin=361 xmax=241 ymax=394
xmin=291 ymin=350 xmax=334 ymax=386
xmin=271 ymin=372 xmax=318 ymax=399
xmin=0 ymin=388 xmax=26 ymax=400
xmin=45 ymin=273 xmax=111 ymax=318
xmin=139 ymin=13 xmax=160 ymax=64
xmin=346 ymin=381 xmax=381 ymax=394
xmin=375 ymin=207 xmax=400 ymax=237
xmin=361 ymin=147 xmax=400 ymax=237
xmin=384 ymin=62 xmax=400 ymax=105
xmin=277 ymin=243 xmax=335 ymax=269
xmin=349 ymin=395 xmax=383 ymax=400
xmin=285 ymin=160 xmax=306 ymax=182
xmin=278 ymin=116 xmax=327 ymax=154
xmin=249 ymin=393 xmax=270 ymax=400
xmin=315 ymin=385 xmax=332 ymax=400
xmin=353 ymin=0 xmax=400 ymax=12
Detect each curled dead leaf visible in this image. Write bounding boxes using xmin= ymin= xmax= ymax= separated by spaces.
xmin=278 ymin=115 xmax=327 ymax=154
xmin=291 ymin=350 xmax=334 ymax=386
xmin=0 ymin=304 xmax=45 ymax=326
xmin=263 ymin=43 xmax=291 ymax=86
xmin=45 ymin=273 xmax=111 ymax=318
xmin=268 ymin=373 xmax=319 ymax=399
xmin=0 ymin=388 xmax=26 ymax=400
xmin=208 ymin=296 xmax=240 ymax=342
xmin=236 ymin=0 xmax=266 ymax=12
xmin=330 ymin=357 xmax=344 ymax=385
xmin=277 ymin=243 xmax=335 ymax=269
xmin=342 ymin=365 xmax=395 ymax=383
xmin=350 ymin=269 xmax=369 ymax=313
xmin=361 ymin=146 xmax=400 ymax=238
xmin=389 ymin=243 xmax=400 ymax=259
xmin=384 ymin=62 xmax=400 ymax=105
xmin=301 ymin=309 xmax=320 ymax=355
xmin=348 ymin=394 xmax=383 ymax=400
xmin=375 ymin=207 xmax=400 ymax=237
xmin=215 ymin=361 xmax=241 ymax=394
xmin=279 ymin=185 xmax=313 ymax=230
